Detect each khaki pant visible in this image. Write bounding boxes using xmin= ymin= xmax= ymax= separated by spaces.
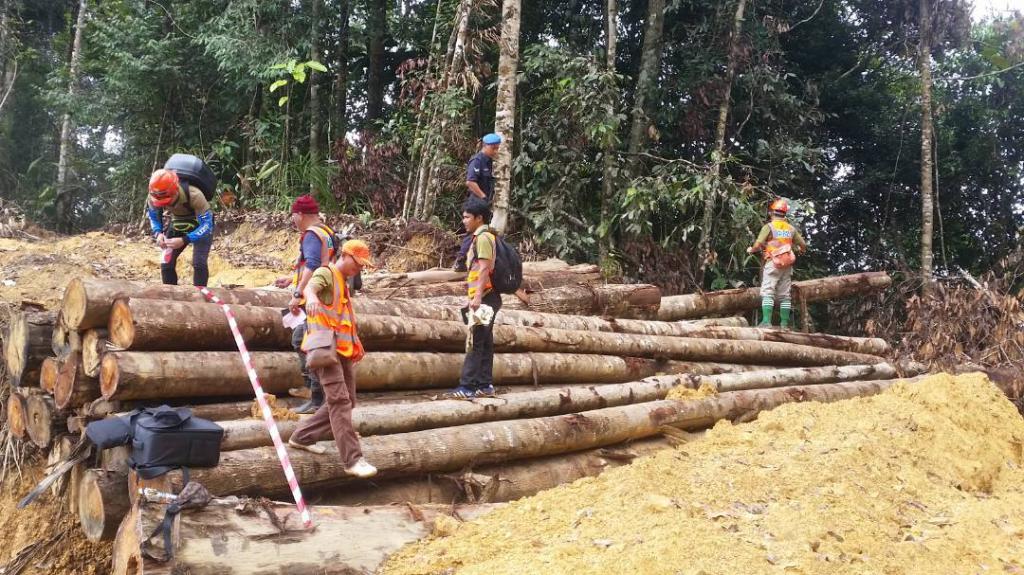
xmin=290 ymin=358 xmax=362 ymax=467
xmin=760 ymin=261 xmax=793 ymax=299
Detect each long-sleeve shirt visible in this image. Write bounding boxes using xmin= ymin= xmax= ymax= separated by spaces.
xmin=146 ymin=185 xmax=214 ymax=243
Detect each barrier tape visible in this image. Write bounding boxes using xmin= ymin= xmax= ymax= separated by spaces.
xmin=198 ymin=287 xmax=313 ymax=529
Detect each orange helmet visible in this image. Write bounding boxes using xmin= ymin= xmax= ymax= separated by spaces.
xmin=769 ymin=198 xmax=789 ymax=215
xmin=148 ymin=169 xmax=180 ymax=207
xmin=341 ymin=239 xmax=376 ymax=268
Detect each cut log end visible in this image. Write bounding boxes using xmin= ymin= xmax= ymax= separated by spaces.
xmin=79 ymin=469 xmax=131 ymax=542
xmin=41 ymin=358 xmax=61 ymax=393
xmin=7 ymin=393 xmax=28 ymax=440
xmin=55 ymin=353 xmax=100 ymax=410
xmin=26 ymin=394 xmax=61 ymax=449
xmin=100 ymin=354 xmax=120 ymax=399
xmin=82 ymin=329 xmax=109 ymax=378
xmin=61 ymin=277 xmax=88 ymax=330
xmin=108 ymin=299 xmax=135 ymax=350
xmin=4 ymin=313 xmax=27 ymax=384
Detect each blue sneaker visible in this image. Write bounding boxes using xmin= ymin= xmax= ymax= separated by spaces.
xmin=475 ymin=385 xmax=496 ymax=397
xmin=444 ymin=385 xmax=476 ymax=399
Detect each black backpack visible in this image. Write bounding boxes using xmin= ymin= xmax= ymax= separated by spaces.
xmin=491 ymin=234 xmax=523 ymax=294
xmin=85 ymin=405 xmax=224 ymax=480
xmin=164 ymin=153 xmax=217 ymax=201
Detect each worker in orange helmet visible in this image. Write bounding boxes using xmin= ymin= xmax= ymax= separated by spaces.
xmin=146 ymin=169 xmax=215 ymax=286
xmin=746 ymin=198 xmax=807 ymax=329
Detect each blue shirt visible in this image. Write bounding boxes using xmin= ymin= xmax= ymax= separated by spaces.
xmin=466 ymin=152 xmax=495 ymax=202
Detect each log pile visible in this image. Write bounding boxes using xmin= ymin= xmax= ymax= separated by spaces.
xmin=2 ymin=269 xmax=922 ymax=573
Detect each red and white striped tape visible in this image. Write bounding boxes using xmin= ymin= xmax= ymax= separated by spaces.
xmin=198 ymin=287 xmax=313 ymax=529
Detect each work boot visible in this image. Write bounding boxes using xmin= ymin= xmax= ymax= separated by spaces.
xmin=345 ymin=458 xmax=378 ymax=478
xmin=292 ymin=386 xmax=324 ymax=414
xmin=758 ymin=297 xmax=774 ymax=328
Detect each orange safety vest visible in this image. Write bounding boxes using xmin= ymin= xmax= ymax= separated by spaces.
xmin=467 ymin=229 xmax=495 ymax=298
xmin=290 ymin=224 xmax=336 ymax=289
xmin=764 ymin=220 xmax=796 ymax=260
xmin=303 ymin=265 xmax=365 ymax=362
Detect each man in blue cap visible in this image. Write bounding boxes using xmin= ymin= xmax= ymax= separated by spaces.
xmin=454 ymin=133 xmax=502 ymax=271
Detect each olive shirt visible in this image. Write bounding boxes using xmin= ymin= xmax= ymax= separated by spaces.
xmin=308 ymin=266 xmax=339 ymax=306
xmin=466 ymin=225 xmax=496 ymax=298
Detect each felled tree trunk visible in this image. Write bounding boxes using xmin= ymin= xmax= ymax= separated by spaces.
xmin=3 ymin=310 xmax=55 ymax=386
xmin=418 ymin=283 xmax=662 ymax=318
xmin=606 ymin=323 xmax=890 ymax=355
xmin=364 ymin=265 xmax=603 ymax=299
xmin=111 ymin=500 xmax=497 ymax=575
xmin=325 ymin=438 xmax=670 ymax=506
xmin=40 ymin=357 xmax=61 ymax=393
xmin=81 ymin=328 xmax=109 ymax=378
xmin=50 ymin=313 xmax=82 ymax=361
xmin=7 ymin=390 xmax=28 ymax=440
xmin=54 ymin=352 xmax=100 ymax=409
xmin=78 ymin=469 xmax=130 ymax=542
xmin=657 ymin=272 xmax=892 ymax=320
xmin=678 ymin=363 xmax=905 ymax=393
xmin=99 ymin=349 xmax=756 ymax=401
xmin=108 ymin=299 xmax=292 ymax=351
xmin=146 ymin=379 xmax=898 ymax=496
xmin=25 ymin=393 xmax=66 ymax=449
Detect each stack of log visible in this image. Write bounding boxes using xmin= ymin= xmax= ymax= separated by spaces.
xmin=1 ymin=268 xmax=910 ymax=574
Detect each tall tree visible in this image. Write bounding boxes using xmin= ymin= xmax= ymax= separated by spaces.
xmin=599 ymin=0 xmax=618 ymax=264
xmin=333 ymin=0 xmax=352 ymax=140
xmin=365 ymin=0 xmax=387 ymax=126
xmin=490 ymin=0 xmax=522 ymax=234
xmin=309 ymin=0 xmax=322 ymax=195
xmin=696 ymin=0 xmax=746 ymax=277
xmin=626 ymin=0 xmax=665 ymax=154
xmin=0 ymin=0 xmax=15 ymax=116
xmin=55 ymin=0 xmax=88 ymax=232
xmin=918 ymin=0 xmax=936 ymax=288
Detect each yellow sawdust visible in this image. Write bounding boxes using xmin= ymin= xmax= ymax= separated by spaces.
xmin=665 ymin=381 xmax=718 ymax=401
xmin=382 ymin=373 xmax=1024 ymax=575
xmin=383 ymin=234 xmax=442 ymax=273
xmin=251 ymin=393 xmax=299 ymax=421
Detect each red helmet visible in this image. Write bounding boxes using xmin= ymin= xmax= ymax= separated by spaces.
xmin=769 ymin=198 xmax=789 ymax=214
xmin=148 ymin=169 xmax=180 ymax=207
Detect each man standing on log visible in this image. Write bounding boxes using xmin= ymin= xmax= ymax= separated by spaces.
xmin=287 ymin=239 xmax=377 ymax=479
xmin=747 ymin=199 xmax=807 ymax=329
xmin=274 ymin=195 xmax=336 ymax=415
xmin=448 ymin=198 xmax=502 ymax=398
xmin=146 ymin=169 xmax=215 ymax=287
xmin=453 ymin=133 xmax=502 ymax=272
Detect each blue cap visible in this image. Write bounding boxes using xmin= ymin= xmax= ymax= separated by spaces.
xmin=482 ymin=133 xmax=503 ymax=145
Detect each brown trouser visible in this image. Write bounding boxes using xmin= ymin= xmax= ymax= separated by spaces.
xmin=290 ymin=357 xmax=362 ymax=467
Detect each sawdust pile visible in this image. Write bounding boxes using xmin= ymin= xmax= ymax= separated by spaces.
xmin=383 ymin=373 xmax=1024 ymax=575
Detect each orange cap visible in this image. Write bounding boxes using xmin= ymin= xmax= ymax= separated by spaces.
xmin=148 ymin=169 xmax=180 ymax=207
xmin=769 ymin=198 xmax=789 ymax=214
xmin=341 ymin=239 xmax=375 ymax=268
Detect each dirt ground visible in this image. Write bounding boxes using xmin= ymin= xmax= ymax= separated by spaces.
xmin=383 ymin=373 xmax=1024 ymax=575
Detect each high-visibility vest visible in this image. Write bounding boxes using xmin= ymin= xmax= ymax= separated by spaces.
xmin=304 ymin=265 xmax=364 ymax=362
xmin=290 ymin=224 xmax=336 ymax=290
xmin=764 ymin=220 xmax=795 ymax=261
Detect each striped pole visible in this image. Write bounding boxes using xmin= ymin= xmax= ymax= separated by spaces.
xmin=198 ymin=287 xmax=313 ymax=529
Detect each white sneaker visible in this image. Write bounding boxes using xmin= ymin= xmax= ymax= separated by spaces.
xmin=345 ymin=458 xmax=377 ymax=478
xmin=288 ymin=438 xmax=327 ymax=455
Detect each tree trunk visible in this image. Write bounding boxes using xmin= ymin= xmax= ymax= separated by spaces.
xmin=308 ymin=0 xmax=322 ymax=194
xmin=365 ymin=0 xmax=387 ymax=126
xmin=99 ymin=350 xmax=751 ymax=400
xmin=489 ymin=0 xmax=522 ymax=234
xmin=146 ymin=379 xmax=897 ymax=497
xmin=626 ymin=0 xmax=665 ymax=154
xmin=217 ymin=363 xmax=888 ymax=451
xmin=54 ymin=352 xmax=100 ymax=409
xmin=51 ymin=318 xmax=82 ymax=361
xmin=40 ymin=357 xmax=61 ymax=393
xmin=111 ymin=500 xmax=496 ymax=575
xmin=323 ymin=438 xmax=669 ymax=506
xmin=61 ymin=278 xmax=293 ymax=330
xmin=78 ymin=469 xmax=130 ymax=542
xmin=417 ymin=282 xmax=661 ymax=318
xmin=108 ymin=299 xmax=292 ymax=351
xmin=657 ymin=272 xmax=891 ymax=320
xmin=356 ymin=315 xmax=883 ymax=365
xmin=54 ymin=0 xmax=88 ymax=232
xmin=332 ymin=0 xmax=351 ymax=139
xmin=26 ymin=393 xmax=65 ymax=449
xmin=81 ymin=328 xmax=109 ymax=378
xmin=3 ymin=310 xmax=56 ymax=386
xmin=364 ymin=264 xmax=602 ymax=299
xmin=696 ymin=0 xmax=747 ymax=277
xmin=7 ymin=390 xmax=28 ymax=440
xmin=599 ymin=0 xmax=619 ymax=263
xmin=606 ymin=324 xmax=890 ymax=355
xmin=918 ymin=0 xmax=935 ymax=290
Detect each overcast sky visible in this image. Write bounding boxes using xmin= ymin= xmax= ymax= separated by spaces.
xmin=973 ymin=0 xmax=1024 ymax=19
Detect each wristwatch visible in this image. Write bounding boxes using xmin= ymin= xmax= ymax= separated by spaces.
xmin=292 ymin=290 xmax=302 ymax=298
